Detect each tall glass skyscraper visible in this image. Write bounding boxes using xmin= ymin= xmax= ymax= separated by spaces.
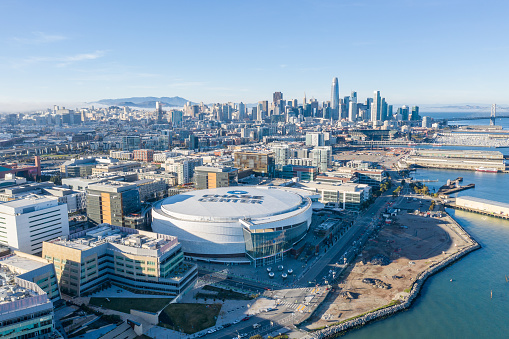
xmin=331 ymin=77 xmax=340 ymax=120
xmin=371 ymin=90 xmax=381 ymax=122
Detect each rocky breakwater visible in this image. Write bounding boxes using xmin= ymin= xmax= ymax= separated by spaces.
xmin=314 ymin=212 xmax=481 ymax=339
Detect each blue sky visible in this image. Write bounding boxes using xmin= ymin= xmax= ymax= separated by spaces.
xmin=1 ymin=0 xmax=508 ymax=110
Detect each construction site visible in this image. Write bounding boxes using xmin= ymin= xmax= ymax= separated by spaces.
xmin=307 ymin=196 xmax=473 ymax=330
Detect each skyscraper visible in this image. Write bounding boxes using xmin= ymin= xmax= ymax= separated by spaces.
xmin=155 ymin=101 xmax=163 ymax=123
xmin=411 ymin=106 xmax=420 ymax=120
xmin=351 ymin=91 xmax=357 ymax=104
xmin=238 ymin=102 xmax=245 ymax=120
xmin=381 ymin=98 xmax=387 ymax=121
xmin=331 ymin=77 xmax=340 ymax=120
xmin=273 ymin=92 xmax=283 ymax=104
xmin=371 ymin=91 xmax=381 ymax=122
xmin=348 ymin=101 xmax=357 ymax=122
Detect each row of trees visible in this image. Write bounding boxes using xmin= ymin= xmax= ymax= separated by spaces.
xmin=392 ymin=186 xmax=402 ymax=196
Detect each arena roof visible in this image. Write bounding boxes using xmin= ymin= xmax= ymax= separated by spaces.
xmin=158 ymin=186 xmax=306 ymax=222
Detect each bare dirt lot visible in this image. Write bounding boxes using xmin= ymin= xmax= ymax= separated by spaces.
xmin=307 ymin=209 xmax=470 ymax=329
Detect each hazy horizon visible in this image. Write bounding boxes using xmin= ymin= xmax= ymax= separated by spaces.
xmin=1 ymin=0 xmax=509 ymax=108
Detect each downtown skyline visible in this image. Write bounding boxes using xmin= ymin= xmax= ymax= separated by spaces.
xmin=1 ymin=0 xmax=509 ymax=111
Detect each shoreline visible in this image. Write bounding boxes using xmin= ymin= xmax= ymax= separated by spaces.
xmin=312 ymin=211 xmax=480 ymax=339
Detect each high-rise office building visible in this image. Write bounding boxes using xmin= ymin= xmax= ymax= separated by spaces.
xmin=371 ymin=91 xmax=381 ymax=122
xmin=170 ymin=110 xmax=183 ymax=126
xmin=238 ymin=102 xmax=246 ymax=120
xmin=331 ymin=77 xmax=340 ymax=120
xmin=388 ymin=105 xmax=393 ymax=120
xmin=155 ymin=101 xmax=164 ymax=123
xmin=348 ymin=101 xmax=357 ymax=122
xmin=86 ymin=182 xmax=141 ymax=228
xmin=381 ymin=98 xmax=387 ymax=121
xmin=273 ymin=92 xmax=283 ymax=104
xmin=189 ymin=134 xmax=199 ymax=151
xmin=351 ymin=91 xmax=357 ymax=104
xmin=398 ymin=105 xmax=410 ymax=121
xmin=411 ymin=106 xmax=420 ymax=121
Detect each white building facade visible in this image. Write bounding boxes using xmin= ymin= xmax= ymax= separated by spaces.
xmin=0 ymin=197 xmax=69 ymax=254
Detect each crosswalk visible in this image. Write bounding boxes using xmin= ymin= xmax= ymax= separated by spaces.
xmin=277 ymin=301 xmax=307 ymax=312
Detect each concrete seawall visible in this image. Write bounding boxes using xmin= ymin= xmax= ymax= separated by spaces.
xmin=314 ymin=212 xmax=480 ymax=339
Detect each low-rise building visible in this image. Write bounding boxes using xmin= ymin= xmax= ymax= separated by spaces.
xmin=133 ymin=149 xmax=154 ymax=162
xmin=278 ymin=165 xmax=318 ymax=181
xmin=0 ymin=266 xmax=56 ymax=338
xmin=91 ymin=162 xmax=141 ymax=175
xmin=110 ymin=151 xmax=133 ymax=160
xmin=42 ymin=224 xmax=197 ymax=297
xmin=297 ymin=181 xmax=371 ymax=210
xmin=0 ymin=250 xmax=61 ymax=304
xmin=134 ymin=178 xmax=167 ymax=202
xmin=233 ymin=151 xmax=275 ymax=176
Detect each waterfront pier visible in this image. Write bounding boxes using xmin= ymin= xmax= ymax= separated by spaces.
xmin=446 ymin=196 xmax=509 ymax=220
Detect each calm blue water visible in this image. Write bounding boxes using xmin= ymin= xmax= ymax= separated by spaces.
xmin=422 ymin=111 xmax=509 ymax=130
xmin=345 ymin=168 xmax=509 ymax=338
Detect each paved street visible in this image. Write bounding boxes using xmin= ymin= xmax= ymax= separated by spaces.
xmin=199 ymin=190 xmax=395 ymax=339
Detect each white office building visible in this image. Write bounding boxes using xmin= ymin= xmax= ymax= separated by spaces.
xmin=0 ymin=197 xmax=69 ymax=255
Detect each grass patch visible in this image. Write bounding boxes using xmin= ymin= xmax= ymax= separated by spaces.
xmin=198 ymin=285 xmax=255 ymax=300
xmin=404 ymin=288 xmax=411 ymax=293
xmin=89 ymin=297 xmax=171 ymax=314
xmin=159 ymin=303 xmax=221 ymax=334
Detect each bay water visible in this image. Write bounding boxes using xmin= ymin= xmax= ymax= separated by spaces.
xmin=344 ymin=167 xmax=509 ymax=338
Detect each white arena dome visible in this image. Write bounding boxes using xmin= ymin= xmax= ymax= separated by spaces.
xmin=151 ymin=186 xmax=313 ymax=266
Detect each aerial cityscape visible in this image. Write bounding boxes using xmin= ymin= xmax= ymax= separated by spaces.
xmin=1 ymin=1 xmax=509 ymax=339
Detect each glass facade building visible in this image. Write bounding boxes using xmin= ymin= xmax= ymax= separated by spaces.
xmin=243 ymin=220 xmax=308 ymax=267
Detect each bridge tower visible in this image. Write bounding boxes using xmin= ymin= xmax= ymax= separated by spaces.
xmin=490 ymin=104 xmax=496 ymax=126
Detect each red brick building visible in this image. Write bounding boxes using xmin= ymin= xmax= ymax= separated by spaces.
xmin=133 ymin=149 xmax=154 ymax=162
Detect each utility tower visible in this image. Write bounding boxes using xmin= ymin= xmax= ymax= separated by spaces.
xmin=490 ymin=104 xmax=496 ymax=126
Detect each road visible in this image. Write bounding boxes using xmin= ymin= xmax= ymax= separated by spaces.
xmin=200 ymin=191 xmax=395 ymax=339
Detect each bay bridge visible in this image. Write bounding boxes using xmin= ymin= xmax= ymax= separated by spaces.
xmin=440 ymin=104 xmax=509 ymax=126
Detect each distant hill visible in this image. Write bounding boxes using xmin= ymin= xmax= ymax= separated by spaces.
xmin=95 ymin=96 xmax=193 ymax=108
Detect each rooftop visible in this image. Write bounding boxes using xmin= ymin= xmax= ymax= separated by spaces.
xmin=87 ymin=181 xmax=138 ymax=193
xmin=50 ymin=224 xmax=178 ymax=254
xmin=457 ymin=196 xmax=509 ymax=209
xmin=0 ymin=267 xmax=41 ymax=305
xmin=0 ymin=252 xmax=50 ymax=273
xmin=298 ymin=181 xmax=369 ymax=193
xmin=156 ymin=186 xmax=307 ymax=222
xmin=0 ymin=196 xmax=59 ymax=214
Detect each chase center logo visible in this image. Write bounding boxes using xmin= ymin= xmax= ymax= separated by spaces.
xmin=197 ymin=190 xmax=265 ymax=204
